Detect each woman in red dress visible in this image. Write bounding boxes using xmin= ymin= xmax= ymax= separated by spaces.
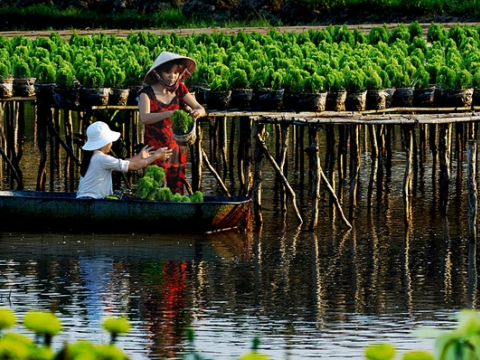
xmin=138 ymin=51 xmax=205 ymax=194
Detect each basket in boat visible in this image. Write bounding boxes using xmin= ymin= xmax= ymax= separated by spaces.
xmin=173 ymin=126 xmax=196 ymax=146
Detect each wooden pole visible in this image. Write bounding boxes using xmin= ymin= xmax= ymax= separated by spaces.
xmin=256 ymin=132 xmax=303 ymax=224
xmin=219 ymin=115 xmax=228 ymax=179
xmin=439 ymin=123 xmax=452 ymax=216
xmin=403 ymin=125 xmax=413 ymax=226
xmin=253 ymin=122 xmax=266 ymax=225
xmin=238 ymin=116 xmax=252 ymax=196
xmin=307 ymin=125 xmax=320 ymax=230
xmin=192 ymin=120 xmax=203 ymax=191
xmin=367 ymin=124 xmax=378 ymax=211
xmin=326 ymin=125 xmax=336 ymax=204
xmin=201 ymin=148 xmax=230 ymax=196
xmin=467 ymin=139 xmax=477 ymax=243
xmin=456 ymin=122 xmax=464 ymax=196
xmin=349 ymin=125 xmax=361 ymax=219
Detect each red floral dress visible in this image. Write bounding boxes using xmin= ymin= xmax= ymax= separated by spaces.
xmin=140 ymin=84 xmax=189 ymax=194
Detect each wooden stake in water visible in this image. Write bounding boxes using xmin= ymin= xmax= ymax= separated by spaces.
xmin=467 ymin=139 xmax=477 ymax=243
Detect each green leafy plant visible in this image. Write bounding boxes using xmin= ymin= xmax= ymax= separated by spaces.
xmin=104 ymin=62 xmax=126 ymax=88
xmin=56 ymin=62 xmax=77 ymax=88
xmin=364 ymin=67 xmax=383 ymax=90
xmin=78 ymin=67 xmax=105 ymax=88
xmin=171 ymin=109 xmax=194 ymax=135
xmin=13 ymin=58 xmax=31 ymax=78
xmin=228 ymin=68 xmax=250 ymax=89
xmin=343 ymin=68 xmax=365 ymax=93
xmin=34 ymin=61 xmax=56 ymax=84
xmin=0 ymin=61 xmax=12 ymax=80
xmin=302 ymin=73 xmax=325 ymax=93
xmin=413 ymin=66 xmax=431 ymax=89
xmin=209 ymin=75 xmax=230 ymax=92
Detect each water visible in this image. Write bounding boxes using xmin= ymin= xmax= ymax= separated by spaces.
xmin=1 ymin=114 xmax=478 ymax=359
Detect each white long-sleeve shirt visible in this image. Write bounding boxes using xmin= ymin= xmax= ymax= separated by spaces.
xmin=76 ymin=151 xmax=129 ymax=199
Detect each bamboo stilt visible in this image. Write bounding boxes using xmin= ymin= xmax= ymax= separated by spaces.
xmin=307 ymin=125 xmax=320 ymax=229
xmin=201 ymin=148 xmax=230 ymax=196
xmin=456 ymin=123 xmax=464 ymax=195
xmin=367 ymin=124 xmax=378 ymax=211
xmin=256 ymin=132 xmax=302 ymax=224
xmin=253 ymin=123 xmax=266 ymax=225
xmin=439 ymin=123 xmax=452 ymax=215
xmin=403 ymin=125 xmax=413 ymax=226
xmin=467 ymin=139 xmax=477 ymax=243
xmin=219 ymin=116 xmax=228 ymax=179
xmin=349 ymin=125 xmax=360 ymax=219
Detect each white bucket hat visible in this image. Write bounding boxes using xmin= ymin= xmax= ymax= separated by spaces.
xmin=144 ymin=51 xmax=197 ymax=84
xmin=82 ymin=121 xmax=120 ymax=151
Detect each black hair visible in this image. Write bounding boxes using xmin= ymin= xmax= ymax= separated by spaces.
xmin=80 ymin=150 xmax=94 ymax=177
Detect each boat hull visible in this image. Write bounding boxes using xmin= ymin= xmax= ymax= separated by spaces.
xmin=0 ymin=191 xmax=252 ymax=233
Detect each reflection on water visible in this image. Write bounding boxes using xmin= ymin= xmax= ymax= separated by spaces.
xmin=1 ymin=117 xmax=479 ymax=358
xmin=0 ymin=206 xmax=477 ymax=359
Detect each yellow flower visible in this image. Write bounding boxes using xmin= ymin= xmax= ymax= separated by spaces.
xmin=65 ymin=340 xmax=97 ymax=360
xmin=23 ymin=310 xmax=62 ymax=336
xmin=95 ymin=344 xmax=129 ymax=360
xmin=239 ymin=353 xmax=270 ymax=360
xmin=364 ymin=343 xmax=396 ymax=360
xmin=0 ymin=308 xmax=16 ymax=330
xmin=402 ymin=350 xmax=434 ymax=360
xmin=0 ymin=337 xmax=30 ymax=359
xmin=102 ymin=317 xmax=131 ymax=335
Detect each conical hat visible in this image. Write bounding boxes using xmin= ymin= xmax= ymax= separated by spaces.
xmin=144 ymin=51 xmax=197 ymax=84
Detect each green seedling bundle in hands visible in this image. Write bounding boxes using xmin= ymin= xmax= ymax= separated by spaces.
xmin=171 ymin=109 xmax=194 ymax=135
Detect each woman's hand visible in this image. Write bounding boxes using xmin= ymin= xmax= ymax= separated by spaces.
xmin=190 ymin=107 xmax=205 ymax=120
xmin=155 ymin=147 xmax=172 ymax=161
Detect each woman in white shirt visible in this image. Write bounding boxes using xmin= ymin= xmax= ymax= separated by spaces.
xmin=76 ymin=121 xmax=171 ymax=199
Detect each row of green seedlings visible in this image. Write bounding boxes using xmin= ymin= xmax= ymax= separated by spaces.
xmin=2 ymin=22 xmax=480 ymax=94
xmin=136 ymin=164 xmax=203 ymax=202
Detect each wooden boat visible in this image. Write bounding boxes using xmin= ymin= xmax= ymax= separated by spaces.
xmin=0 ymin=190 xmax=252 ymax=233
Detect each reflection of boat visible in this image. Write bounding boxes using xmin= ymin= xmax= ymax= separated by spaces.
xmin=0 ymin=231 xmax=247 ymax=261
xmin=0 ymin=190 xmax=252 ymax=233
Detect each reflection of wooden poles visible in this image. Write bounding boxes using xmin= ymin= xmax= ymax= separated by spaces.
xmin=256 ymin=132 xmax=302 ymax=224
xmin=467 ymin=139 xmax=477 ymax=243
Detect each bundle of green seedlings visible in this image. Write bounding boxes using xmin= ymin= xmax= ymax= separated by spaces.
xmin=136 ymin=165 xmax=203 ymax=202
xmin=171 ymin=109 xmax=194 ymax=135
